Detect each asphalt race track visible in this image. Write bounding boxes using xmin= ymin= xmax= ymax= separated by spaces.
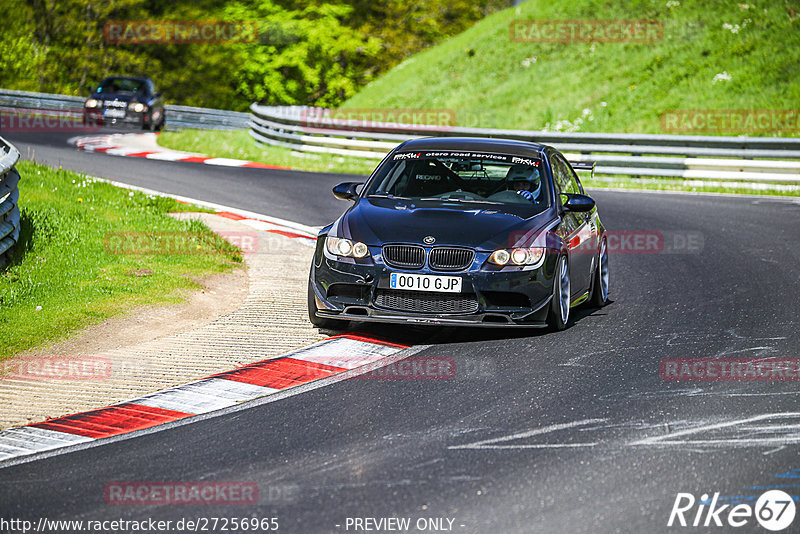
xmin=6 ymin=130 xmax=350 ymax=226
xmin=1 ymin=130 xmax=799 ymax=533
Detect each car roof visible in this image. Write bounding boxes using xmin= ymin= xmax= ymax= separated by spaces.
xmin=101 ymin=76 xmax=151 ymax=83
xmin=397 ymin=137 xmax=548 ymax=157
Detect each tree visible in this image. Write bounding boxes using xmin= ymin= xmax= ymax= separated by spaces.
xmin=226 ymin=1 xmax=382 ymax=106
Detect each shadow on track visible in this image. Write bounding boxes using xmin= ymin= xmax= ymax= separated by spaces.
xmin=319 ymin=300 xmax=615 ymax=346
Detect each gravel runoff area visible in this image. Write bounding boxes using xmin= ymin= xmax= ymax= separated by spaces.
xmin=0 ymin=213 xmax=326 ymax=429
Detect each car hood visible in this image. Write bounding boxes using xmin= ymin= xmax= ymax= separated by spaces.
xmin=332 ymin=197 xmax=553 ymax=251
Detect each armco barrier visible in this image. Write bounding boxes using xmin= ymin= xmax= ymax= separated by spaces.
xmin=0 ymin=88 xmax=249 ymax=130
xmin=0 ymin=136 xmax=21 ymax=268
xmin=249 ymin=105 xmax=800 ymax=183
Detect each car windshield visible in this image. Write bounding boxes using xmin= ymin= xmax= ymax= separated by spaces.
xmin=365 ymin=151 xmax=549 ymax=209
xmin=97 ymin=78 xmax=146 ymax=95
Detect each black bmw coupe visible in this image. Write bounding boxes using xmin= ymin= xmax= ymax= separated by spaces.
xmin=308 ymin=137 xmax=609 ymax=330
xmin=83 ymin=76 xmax=165 ymax=131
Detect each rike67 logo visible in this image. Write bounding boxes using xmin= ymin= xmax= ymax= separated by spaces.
xmin=668 ymin=491 xmax=796 ymax=531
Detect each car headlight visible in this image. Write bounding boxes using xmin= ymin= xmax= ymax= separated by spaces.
xmin=85 ymin=99 xmax=99 ymax=108
xmin=130 ymin=102 xmax=146 ymax=113
xmin=488 ymin=247 xmax=545 ymax=267
xmin=326 ymin=236 xmax=369 ymax=258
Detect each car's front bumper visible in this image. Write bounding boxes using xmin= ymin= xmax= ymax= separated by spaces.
xmin=83 ymin=109 xmax=146 ymax=127
xmin=310 ymin=242 xmax=558 ymax=328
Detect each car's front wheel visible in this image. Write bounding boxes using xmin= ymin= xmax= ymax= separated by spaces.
xmin=589 ymin=238 xmax=609 ymax=307
xmin=307 ymin=278 xmax=347 ymax=330
xmin=547 ymin=255 xmax=570 ymax=331
xmin=143 ymin=114 xmax=156 ymax=131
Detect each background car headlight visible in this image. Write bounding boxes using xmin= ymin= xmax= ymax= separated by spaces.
xmin=130 ymin=102 xmax=146 ymax=113
xmin=326 ymin=236 xmax=369 ymax=258
xmin=488 ymin=247 xmax=545 ymax=267
xmin=85 ymin=99 xmax=99 ymax=108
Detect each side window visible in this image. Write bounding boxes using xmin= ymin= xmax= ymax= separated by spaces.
xmin=565 ymin=160 xmax=586 ymax=194
xmin=569 ymin=164 xmax=585 ymax=194
xmin=551 ymin=156 xmax=578 ymax=195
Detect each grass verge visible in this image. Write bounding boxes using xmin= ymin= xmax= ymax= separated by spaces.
xmin=0 ymin=161 xmax=242 ymax=358
xmin=158 ymin=129 xmax=377 ymax=175
xmin=342 ymin=0 xmax=800 ymax=135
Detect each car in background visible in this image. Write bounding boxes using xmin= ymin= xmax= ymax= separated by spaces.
xmin=308 ymin=137 xmax=609 ymax=331
xmin=83 ymin=76 xmax=165 ymax=131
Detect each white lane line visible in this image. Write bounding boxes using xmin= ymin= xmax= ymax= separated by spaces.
xmin=133 ymin=378 xmax=278 ymax=415
xmin=70 ymin=133 xmax=280 ymax=170
xmin=105 ymin=147 xmax=147 ymax=156
xmin=290 ymin=337 xmax=404 ymax=369
xmin=448 ymin=418 xmax=607 ymax=450
xmin=80 ymin=143 xmax=117 ymax=151
xmin=0 ymin=344 xmax=430 ymax=470
xmin=203 ymin=158 xmax=249 ymax=167
xmin=648 ymin=437 xmax=800 ymax=447
xmin=631 ymin=413 xmax=800 ymax=443
xmin=632 ymin=413 xmax=800 ymax=446
xmin=239 ymin=219 xmax=283 ymax=231
xmin=0 ymin=427 xmax=94 ymax=460
xmin=87 ymin=176 xmax=321 ymax=237
xmin=145 ymin=152 xmax=198 ymax=161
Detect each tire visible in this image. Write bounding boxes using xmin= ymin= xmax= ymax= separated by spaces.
xmin=155 ymin=110 xmax=165 ymax=132
xmin=589 ymin=238 xmax=609 ymax=308
xmin=547 ymin=255 xmax=570 ymax=331
xmin=307 ymin=278 xmax=347 ymax=330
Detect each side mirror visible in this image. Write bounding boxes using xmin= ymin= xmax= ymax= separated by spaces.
xmin=562 ymin=193 xmax=595 ymax=213
xmin=87 ymin=86 xmax=94 ymax=94
xmin=332 ymin=182 xmax=363 ymax=201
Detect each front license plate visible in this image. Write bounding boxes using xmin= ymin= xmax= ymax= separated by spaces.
xmin=389 ymin=273 xmax=462 ymax=293
xmin=104 ymin=108 xmax=125 ymax=118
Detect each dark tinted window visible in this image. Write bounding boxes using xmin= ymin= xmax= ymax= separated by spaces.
xmin=97 ymin=78 xmax=146 ymax=95
xmin=366 ymin=152 xmax=549 ymax=210
xmin=550 ymin=155 xmax=580 ymax=195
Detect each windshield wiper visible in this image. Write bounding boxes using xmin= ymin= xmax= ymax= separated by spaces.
xmin=369 ymin=194 xmax=411 ymax=200
xmin=421 ymin=197 xmax=502 ymax=204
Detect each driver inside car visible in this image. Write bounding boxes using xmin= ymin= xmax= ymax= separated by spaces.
xmin=506 ymin=165 xmax=542 ymax=201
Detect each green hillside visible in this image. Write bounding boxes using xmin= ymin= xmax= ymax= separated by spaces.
xmin=342 ymin=0 xmax=800 ymax=135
